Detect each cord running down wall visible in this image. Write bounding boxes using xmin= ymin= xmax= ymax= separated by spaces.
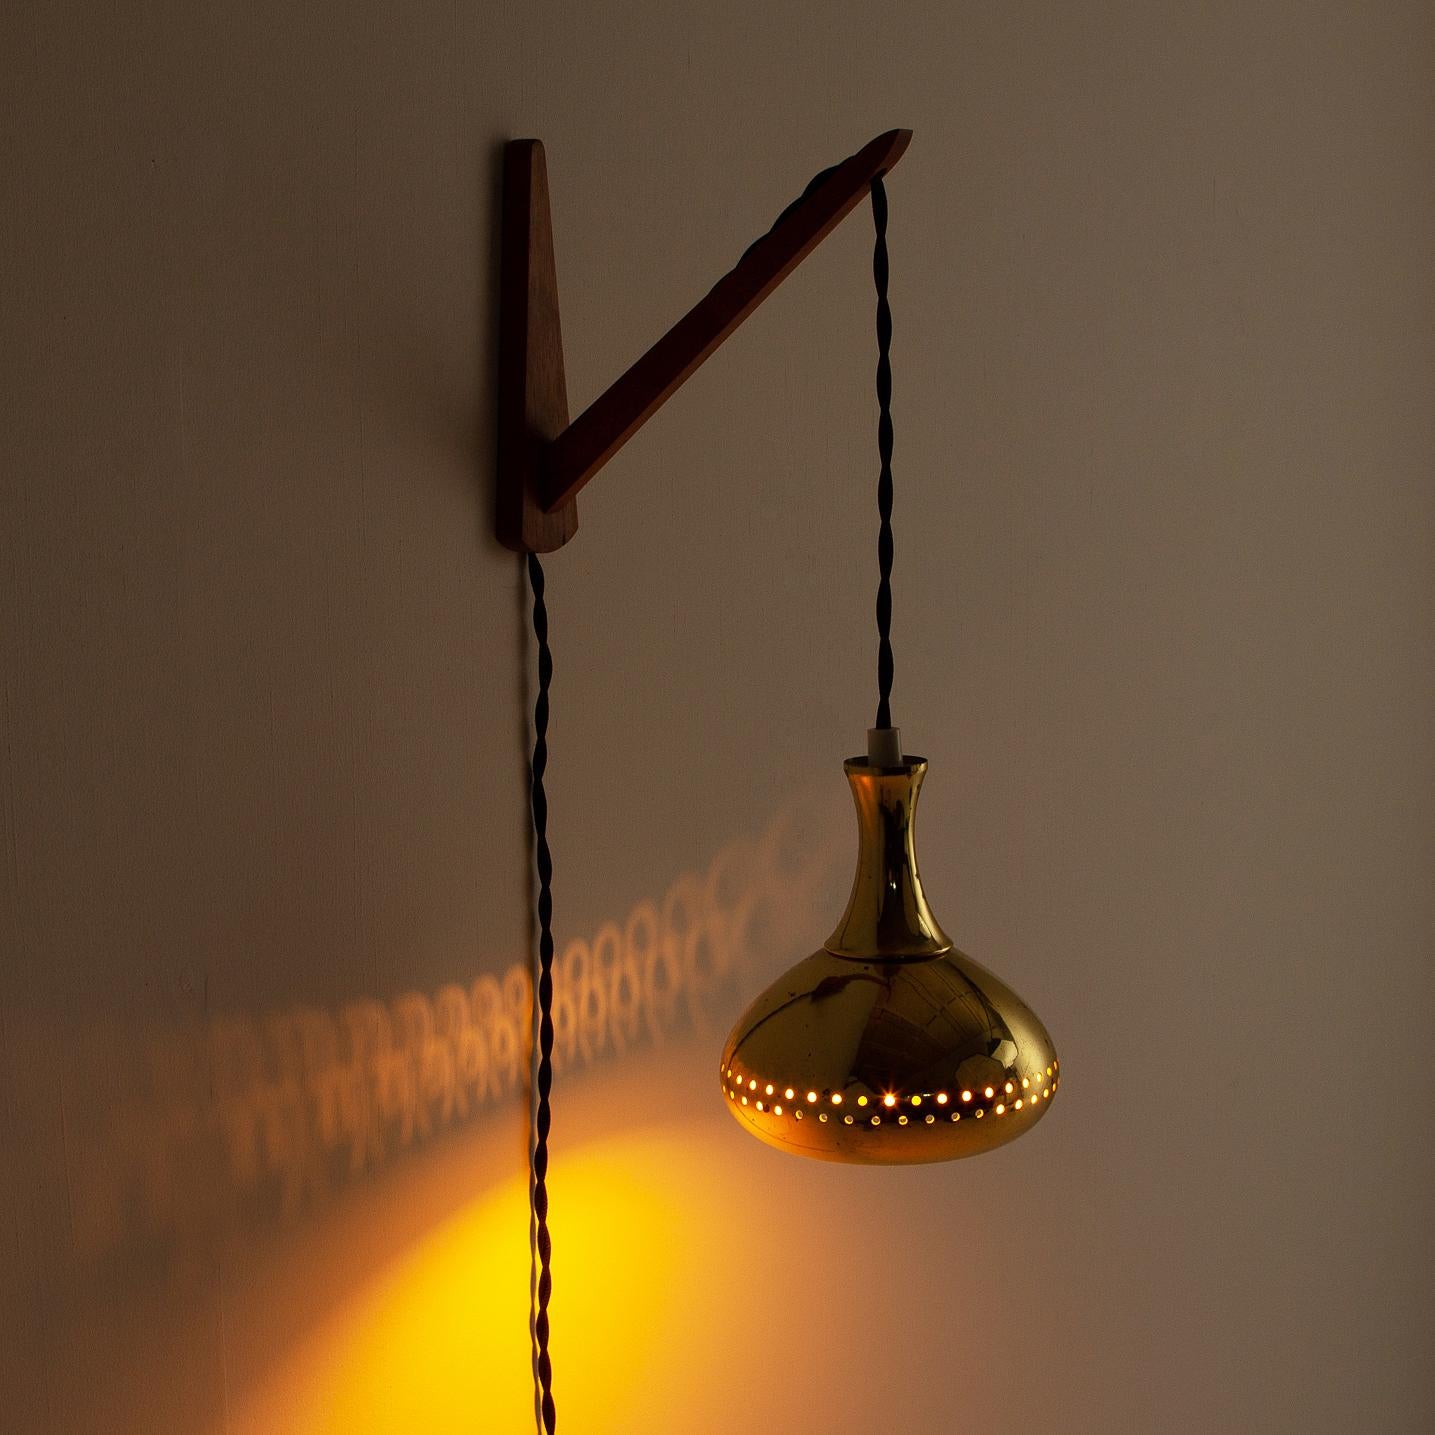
xmin=526 ymin=552 xmax=558 ymax=1435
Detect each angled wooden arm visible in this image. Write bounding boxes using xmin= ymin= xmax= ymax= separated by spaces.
xmin=496 ymin=129 xmax=911 ymax=553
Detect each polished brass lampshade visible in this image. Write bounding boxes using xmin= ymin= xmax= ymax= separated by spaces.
xmin=720 ymin=736 xmax=1059 ymax=1163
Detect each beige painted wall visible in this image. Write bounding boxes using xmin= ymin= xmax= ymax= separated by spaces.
xmin=3 ymin=2 xmax=1432 ymax=1431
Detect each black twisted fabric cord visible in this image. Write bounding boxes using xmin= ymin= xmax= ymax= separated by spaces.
xmin=871 ymin=177 xmax=895 ymax=730
xmin=525 ymin=552 xmax=557 ymax=1435
xmin=735 ymin=162 xmax=840 ymax=267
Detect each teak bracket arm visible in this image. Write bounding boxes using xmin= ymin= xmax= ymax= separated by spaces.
xmin=496 ymin=128 xmax=912 ymax=553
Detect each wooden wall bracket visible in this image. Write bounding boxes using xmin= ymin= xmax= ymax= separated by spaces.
xmin=496 ymin=128 xmax=912 ymax=554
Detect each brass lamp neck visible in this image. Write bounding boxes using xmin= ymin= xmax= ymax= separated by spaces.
xmin=824 ymin=754 xmax=953 ymax=961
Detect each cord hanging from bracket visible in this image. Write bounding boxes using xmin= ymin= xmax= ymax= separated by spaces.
xmin=526 ymin=552 xmax=558 ymax=1435
xmin=871 ymin=177 xmax=896 ymax=734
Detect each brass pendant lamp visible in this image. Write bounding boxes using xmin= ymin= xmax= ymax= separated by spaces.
xmin=719 ymin=734 xmax=1059 ymax=1163
xmin=719 ymin=174 xmax=1059 ymax=1165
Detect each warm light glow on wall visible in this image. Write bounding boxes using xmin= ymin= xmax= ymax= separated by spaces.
xmin=231 ymin=1127 xmax=735 ymax=1434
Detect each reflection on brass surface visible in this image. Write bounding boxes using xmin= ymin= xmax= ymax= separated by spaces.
xmin=722 ymin=756 xmax=1059 ymax=1163
xmin=825 ymin=756 xmax=952 ymax=960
